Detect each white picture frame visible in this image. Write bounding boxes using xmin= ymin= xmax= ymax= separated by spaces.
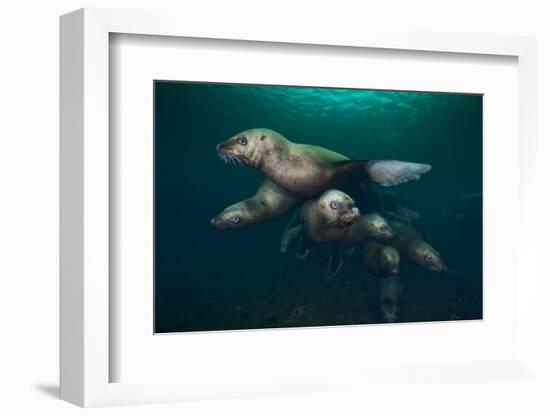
xmin=60 ymin=7 xmax=537 ymax=407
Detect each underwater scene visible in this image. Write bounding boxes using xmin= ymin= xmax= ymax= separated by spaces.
xmin=154 ymin=81 xmax=482 ymax=333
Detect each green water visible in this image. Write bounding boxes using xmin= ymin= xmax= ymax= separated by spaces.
xmin=154 ymin=81 xmax=482 ymax=332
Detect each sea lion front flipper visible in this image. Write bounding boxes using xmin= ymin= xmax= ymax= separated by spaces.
xmin=295 ymin=236 xmax=311 ymax=260
xmin=324 ymin=247 xmax=344 ymax=280
xmin=366 ymin=160 xmax=432 ymax=187
xmin=345 ymin=246 xmax=357 ymax=256
xmin=280 ymin=224 xmax=303 ymax=254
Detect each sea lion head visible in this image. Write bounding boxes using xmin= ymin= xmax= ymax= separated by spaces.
xmin=210 ymin=201 xmax=257 ymax=230
xmin=216 ymin=128 xmax=280 ymax=169
xmin=318 ymin=190 xmax=360 ymax=228
xmin=379 ymin=245 xmax=400 ymax=275
xmin=408 ymin=241 xmax=447 ymax=272
xmin=362 ymin=213 xmax=395 ymax=240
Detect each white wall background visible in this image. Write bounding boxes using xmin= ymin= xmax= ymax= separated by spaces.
xmin=0 ymin=0 xmax=548 ymax=415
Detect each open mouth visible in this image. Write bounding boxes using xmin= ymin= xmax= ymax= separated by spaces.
xmin=341 ymin=212 xmax=360 ymax=225
xmin=342 ymin=207 xmax=360 ymax=224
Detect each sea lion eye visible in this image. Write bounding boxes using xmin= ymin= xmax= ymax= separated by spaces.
xmin=231 ymin=216 xmax=240 ymax=223
xmin=237 ymin=136 xmax=247 ymax=146
xmin=424 ymin=255 xmax=432 ymax=263
xmin=330 ymin=201 xmax=339 ymax=209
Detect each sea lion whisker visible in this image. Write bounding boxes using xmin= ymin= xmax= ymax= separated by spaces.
xmin=234 ymin=155 xmax=248 ymax=166
xmin=328 ymin=217 xmax=345 ymax=227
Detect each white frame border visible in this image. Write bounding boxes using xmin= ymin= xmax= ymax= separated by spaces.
xmin=60 ymin=7 xmax=537 ymax=407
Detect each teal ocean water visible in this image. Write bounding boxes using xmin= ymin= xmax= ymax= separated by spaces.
xmin=154 ymin=82 xmax=482 ymax=333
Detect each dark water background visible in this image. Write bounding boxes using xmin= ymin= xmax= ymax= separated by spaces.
xmin=154 ymin=81 xmax=482 ymax=333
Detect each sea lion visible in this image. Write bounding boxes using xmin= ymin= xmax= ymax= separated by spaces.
xmin=216 ymin=128 xmax=432 ymax=197
xmin=387 ymin=220 xmax=447 ymax=272
xmin=379 ymin=275 xmax=402 ymax=323
xmin=361 ymin=240 xmax=400 ymax=276
xmin=281 ymin=190 xmax=394 ymax=277
xmin=360 ymin=240 xmax=402 ymax=323
xmin=210 ymin=179 xmax=302 ymax=229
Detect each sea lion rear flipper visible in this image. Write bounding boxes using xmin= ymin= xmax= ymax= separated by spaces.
xmin=366 ymin=160 xmax=432 ymax=187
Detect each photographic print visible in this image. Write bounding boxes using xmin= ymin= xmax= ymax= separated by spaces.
xmin=154 ymin=81 xmax=482 ymax=333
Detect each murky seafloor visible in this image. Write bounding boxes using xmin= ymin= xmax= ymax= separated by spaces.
xmin=154 ymin=82 xmax=482 ymax=333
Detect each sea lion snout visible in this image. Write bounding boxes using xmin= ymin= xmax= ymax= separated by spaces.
xmin=382 ymin=226 xmax=395 ymax=239
xmin=347 ymin=206 xmax=361 ymax=220
xmin=216 ymin=134 xmax=255 ymax=167
xmin=388 ymin=265 xmax=400 ymax=275
xmin=378 ymin=222 xmax=395 ymax=239
xmin=210 ymin=214 xmax=232 ymax=229
xmin=216 ymin=141 xmax=231 ymax=156
xmin=341 ymin=206 xmax=360 ymax=225
xmin=210 ymin=216 xmax=223 ymax=228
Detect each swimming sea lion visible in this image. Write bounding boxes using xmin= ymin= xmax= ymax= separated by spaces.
xmin=216 ymin=128 xmax=432 ymax=197
xmin=361 ymin=240 xmax=400 ymax=276
xmin=281 ymin=190 xmax=394 ymax=277
xmin=210 ymin=179 xmax=302 ymax=229
xmin=360 ymin=240 xmax=401 ymax=323
xmin=379 ymin=275 xmax=402 ymax=323
xmin=387 ymin=220 xmax=447 ymax=272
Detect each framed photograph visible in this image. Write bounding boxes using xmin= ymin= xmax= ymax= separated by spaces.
xmin=60 ymin=8 xmax=537 ymax=407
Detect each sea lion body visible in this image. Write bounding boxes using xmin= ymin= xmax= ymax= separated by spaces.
xmin=387 ymin=220 xmax=447 ymax=272
xmin=217 ymin=128 xmax=432 ymax=198
xmin=210 ymin=179 xmax=302 ymax=229
xmin=361 ymin=240 xmax=400 ymax=276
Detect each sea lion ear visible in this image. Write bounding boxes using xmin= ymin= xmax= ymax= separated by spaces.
xmin=260 ymin=135 xmax=266 ymax=141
